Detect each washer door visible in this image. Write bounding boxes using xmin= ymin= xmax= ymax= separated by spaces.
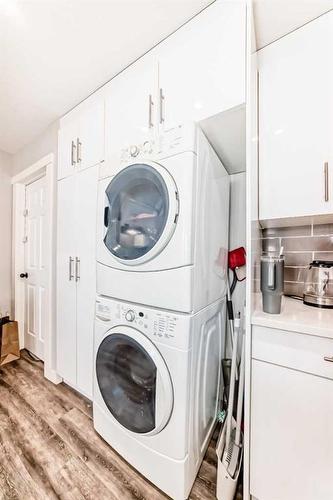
xmin=96 ymin=326 xmax=173 ymax=435
xmin=103 ymin=162 xmax=179 ymax=265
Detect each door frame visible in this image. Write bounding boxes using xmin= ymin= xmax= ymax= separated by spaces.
xmin=11 ymin=153 xmax=61 ymax=384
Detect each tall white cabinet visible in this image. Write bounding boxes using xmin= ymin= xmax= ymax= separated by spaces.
xmin=57 ymin=97 xmax=103 ymax=398
xmin=57 ymin=166 xmax=98 ymax=398
xmin=258 ymin=11 xmax=333 ymax=220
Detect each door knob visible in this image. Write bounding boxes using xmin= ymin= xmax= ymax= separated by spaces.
xmin=20 ymin=273 xmax=28 ymax=279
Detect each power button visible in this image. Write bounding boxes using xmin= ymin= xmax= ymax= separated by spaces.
xmin=125 ymin=310 xmax=135 ymax=322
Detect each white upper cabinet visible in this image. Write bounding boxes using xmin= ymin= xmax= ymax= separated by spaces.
xmin=103 ymin=1 xmax=246 ymax=169
xmin=58 ymin=98 xmax=105 ymax=180
xmin=77 ymin=100 xmax=105 ymax=173
xmin=105 ymin=52 xmax=158 ymax=167
xmin=157 ymin=1 xmax=246 ymax=129
xmin=259 ymin=12 xmax=333 ymax=221
xmin=58 ymin=120 xmax=78 ymax=180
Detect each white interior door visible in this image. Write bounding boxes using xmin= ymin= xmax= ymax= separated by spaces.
xmin=23 ymin=176 xmax=47 ymax=360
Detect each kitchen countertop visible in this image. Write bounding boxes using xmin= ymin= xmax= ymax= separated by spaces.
xmin=252 ymin=294 xmax=333 ymax=339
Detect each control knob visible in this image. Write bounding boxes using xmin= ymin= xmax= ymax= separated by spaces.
xmin=125 ymin=310 xmax=135 ymax=322
xmin=129 ymin=145 xmax=139 ymax=157
xmin=143 ymin=141 xmax=153 ymax=155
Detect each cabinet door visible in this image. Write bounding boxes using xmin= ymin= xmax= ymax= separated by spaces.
xmin=259 ymin=12 xmax=333 ymax=220
xmin=251 ymin=360 xmax=333 ymax=500
xmin=58 ymin=120 xmax=78 ymax=180
xmin=105 ymin=52 xmax=157 ymax=168
xmin=158 ymin=1 xmax=246 ymax=129
xmin=56 ymin=175 xmax=77 ymax=385
xmin=75 ymin=166 xmax=98 ymax=398
xmin=77 ymin=100 xmax=105 ymax=172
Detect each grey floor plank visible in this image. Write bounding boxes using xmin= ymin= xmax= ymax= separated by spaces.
xmin=0 ymin=352 xmax=242 ymax=500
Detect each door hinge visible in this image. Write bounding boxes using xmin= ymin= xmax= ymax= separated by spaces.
xmin=22 ymin=236 xmax=28 ymax=243
xmin=23 ymin=209 xmax=28 ymax=217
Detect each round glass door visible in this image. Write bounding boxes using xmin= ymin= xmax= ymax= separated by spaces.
xmin=103 ymin=163 xmax=176 ymax=262
xmin=96 ymin=330 xmax=173 ymax=434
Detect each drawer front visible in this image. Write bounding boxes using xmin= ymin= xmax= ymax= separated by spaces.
xmin=252 ymin=325 xmax=333 ymax=379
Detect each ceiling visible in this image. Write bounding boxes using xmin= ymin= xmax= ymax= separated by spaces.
xmin=253 ymin=0 xmax=333 ymax=49
xmin=0 ymin=0 xmax=212 ymax=154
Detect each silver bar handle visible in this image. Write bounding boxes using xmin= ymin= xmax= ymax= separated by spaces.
xmin=148 ymin=94 xmax=154 ymax=128
xmin=324 ymin=162 xmax=329 ymax=202
xmin=159 ymin=88 xmax=165 ymax=124
xmin=68 ymin=257 xmax=74 ymax=281
xmin=77 ymin=137 xmax=82 ymax=163
xmin=75 ymin=257 xmax=80 ymax=282
xmin=71 ymin=141 xmax=76 ymax=166
xmin=324 ymin=356 xmax=333 ymax=363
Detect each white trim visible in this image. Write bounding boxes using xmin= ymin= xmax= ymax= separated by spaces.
xmin=12 ymin=153 xmax=62 ymax=385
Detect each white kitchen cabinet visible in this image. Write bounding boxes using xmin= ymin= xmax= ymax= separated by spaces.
xmin=105 ymin=52 xmax=158 ymax=167
xmin=58 ymin=120 xmax=78 ymax=181
xmin=57 ymin=166 xmax=98 ymax=398
xmin=104 ymin=1 xmax=246 ymax=168
xmin=56 ymin=174 xmax=77 ymax=385
xmin=58 ymin=99 xmax=104 ymax=180
xmin=259 ymin=11 xmax=333 ymax=220
xmin=250 ymin=326 xmax=333 ymax=500
xmin=157 ymin=1 xmax=246 ymax=129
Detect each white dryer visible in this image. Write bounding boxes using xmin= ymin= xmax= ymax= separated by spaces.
xmin=96 ymin=123 xmax=229 ymax=313
xmin=93 ymin=295 xmax=225 ymax=500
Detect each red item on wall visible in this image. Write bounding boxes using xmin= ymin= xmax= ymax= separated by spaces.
xmin=228 ymin=247 xmax=246 ymax=271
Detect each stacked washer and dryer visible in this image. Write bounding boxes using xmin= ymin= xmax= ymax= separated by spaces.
xmin=93 ymin=123 xmax=230 ymax=499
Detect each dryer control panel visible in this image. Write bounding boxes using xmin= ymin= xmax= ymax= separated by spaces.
xmin=95 ymin=296 xmax=191 ymax=350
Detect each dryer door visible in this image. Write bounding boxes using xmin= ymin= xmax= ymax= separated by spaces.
xmin=96 ymin=326 xmax=173 ymax=435
xmin=103 ymin=162 xmax=179 ymax=265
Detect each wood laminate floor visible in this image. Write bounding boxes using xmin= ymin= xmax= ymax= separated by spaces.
xmin=0 ymin=352 xmax=242 ymax=500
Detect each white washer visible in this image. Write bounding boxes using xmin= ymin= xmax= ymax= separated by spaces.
xmin=93 ymin=295 xmax=225 ymax=500
xmin=96 ymin=123 xmax=230 ymax=313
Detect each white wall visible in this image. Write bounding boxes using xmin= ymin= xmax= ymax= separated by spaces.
xmin=225 ymin=171 xmax=246 ymax=358
xmin=229 ymin=172 xmax=246 ymax=317
xmin=12 ymin=120 xmax=59 ymax=176
xmin=0 ymin=150 xmax=13 ymax=316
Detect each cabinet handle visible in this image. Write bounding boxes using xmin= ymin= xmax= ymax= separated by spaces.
xmin=159 ymin=88 xmax=165 ymax=124
xmin=324 ymin=162 xmax=329 ymax=202
xmin=68 ymin=257 xmax=74 ymax=281
xmin=77 ymin=137 xmax=82 ymax=163
xmin=71 ymin=141 xmax=77 ymax=166
xmin=75 ymin=257 xmax=80 ymax=282
xmin=148 ymin=94 xmax=154 ymax=129
xmin=324 ymin=356 xmax=333 ymax=362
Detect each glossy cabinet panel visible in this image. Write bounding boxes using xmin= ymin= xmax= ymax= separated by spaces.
xmin=259 ymin=11 xmax=333 ymax=220
xmin=158 ymin=1 xmax=246 ymax=129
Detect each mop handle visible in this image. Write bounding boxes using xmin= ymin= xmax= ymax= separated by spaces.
xmin=235 ymin=337 xmax=245 ymax=447
xmin=225 ymin=315 xmax=240 ymax=449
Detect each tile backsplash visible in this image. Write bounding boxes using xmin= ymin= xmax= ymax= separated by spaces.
xmin=261 ymin=223 xmax=333 ymax=297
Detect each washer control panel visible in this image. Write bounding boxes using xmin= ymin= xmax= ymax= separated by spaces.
xmin=95 ymin=297 xmax=189 ymax=348
xmin=120 ymin=140 xmax=155 ymax=163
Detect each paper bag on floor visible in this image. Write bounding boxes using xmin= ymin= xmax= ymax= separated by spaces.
xmin=0 ymin=319 xmax=20 ymax=366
